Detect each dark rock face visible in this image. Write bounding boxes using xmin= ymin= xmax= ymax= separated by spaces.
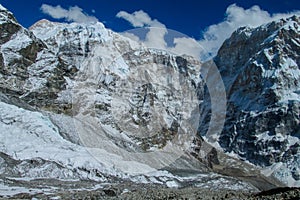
xmin=0 ymin=8 xmax=21 ymax=44
xmin=210 ymin=16 xmax=300 ymax=175
xmin=106 ymin=49 xmax=202 ymax=151
xmin=0 ymin=11 xmax=79 ymax=113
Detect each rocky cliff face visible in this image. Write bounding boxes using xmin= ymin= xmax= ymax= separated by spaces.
xmin=209 ymin=16 xmax=300 ymax=186
xmin=28 ymin=18 xmax=203 ymax=154
xmin=0 ymin=7 xmax=79 ymax=114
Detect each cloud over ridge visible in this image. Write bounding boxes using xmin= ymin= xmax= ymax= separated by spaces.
xmin=40 ymin=4 xmax=300 ymax=60
xmin=41 ymin=4 xmax=98 ymax=23
xmin=199 ymin=4 xmax=300 ymax=59
xmin=117 ymin=4 xmax=300 ymax=60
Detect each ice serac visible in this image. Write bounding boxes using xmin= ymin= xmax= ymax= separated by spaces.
xmin=208 ymin=15 xmax=300 ymax=186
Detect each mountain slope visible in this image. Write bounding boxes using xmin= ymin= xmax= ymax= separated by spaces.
xmin=207 ymin=16 xmax=300 ymax=186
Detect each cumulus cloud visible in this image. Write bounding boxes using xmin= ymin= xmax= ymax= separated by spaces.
xmin=117 ymin=5 xmax=300 ymax=61
xmin=171 ymin=37 xmax=204 ymax=58
xmin=117 ymin=10 xmax=202 ymax=56
xmin=117 ymin=10 xmax=167 ymax=49
xmin=41 ymin=4 xmax=98 ymax=23
xmin=116 ymin=10 xmax=164 ymax=28
xmin=199 ymin=4 xmax=300 ymax=59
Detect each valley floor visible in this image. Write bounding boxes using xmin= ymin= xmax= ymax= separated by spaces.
xmin=2 ymin=181 xmax=299 ymax=200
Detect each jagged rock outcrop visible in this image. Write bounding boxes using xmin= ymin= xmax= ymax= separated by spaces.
xmin=0 ymin=7 xmax=78 ymax=113
xmin=207 ymin=16 xmax=300 ymax=186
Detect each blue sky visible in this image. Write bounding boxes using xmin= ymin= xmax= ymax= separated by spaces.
xmin=1 ymin=0 xmax=300 ymax=58
xmin=1 ymin=0 xmax=299 ymax=38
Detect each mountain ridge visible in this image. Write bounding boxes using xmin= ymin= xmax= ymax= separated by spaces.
xmin=212 ymin=15 xmax=300 ymax=186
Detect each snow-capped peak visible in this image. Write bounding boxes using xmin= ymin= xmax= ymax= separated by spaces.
xmin=0 ymin=4 xmax=7 ymax=11
xmin=0 ymin=4 xmax=18 ymax=26
xmin=29 ymin=19 xmax=62 ymax=30
xmin=30 ymin=18 xmax=111 ymax=53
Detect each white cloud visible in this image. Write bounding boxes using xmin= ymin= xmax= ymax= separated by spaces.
xmin=116 ymin=10 xmax=203 ymax=57
xmin=171 ymin=37 xmax=203 ymax=58
xmin=144 ymin=27 xmax=167 ymax=49
xmin=117 ymin=10 xmax=167 ymax=49
xmin=41 ymin=4 xmax=98 ymax=23
xmin=116 ymin=10 xmax=164 ymax=28
xmin=117 ymin=5 xmax=300 ymax=61
xmin=198 ymin=4 xmax=300 ymax=59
